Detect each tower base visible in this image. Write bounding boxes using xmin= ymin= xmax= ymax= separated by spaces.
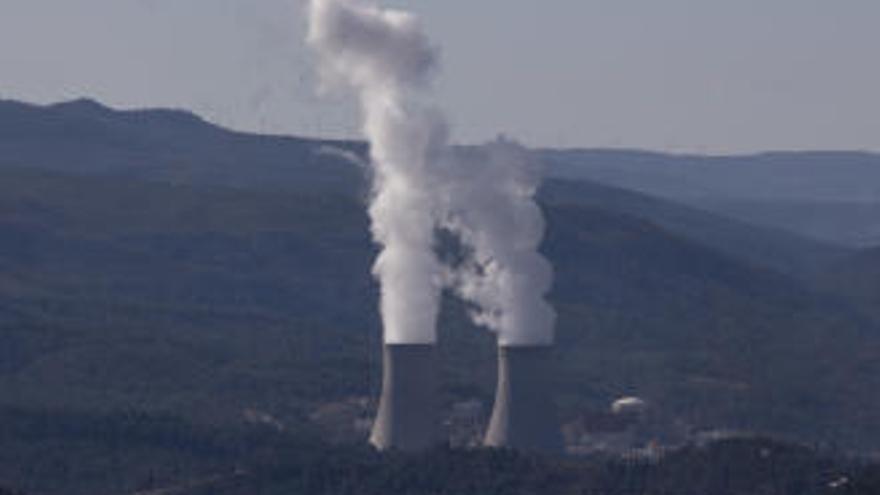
xmin=370 ymin=344 xmax=440 ymax=451
xmin=484 ymin=345 xmax=563 ymax=453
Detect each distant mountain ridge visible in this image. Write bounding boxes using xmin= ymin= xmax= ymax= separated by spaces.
xmin=542 ymin=148 xmax=880 ymax=247
xmin=6 ymin=98 xmax=878 ymax=201
xmin=0 ymin=98 xmax=365 ymax=193
xmin=543 ymin=147 xmax=880 ymax=202
xmin=0 ymin=98 xmax=852 ymax=277
xmin=542 ymin=180 xmax=848 ymax=278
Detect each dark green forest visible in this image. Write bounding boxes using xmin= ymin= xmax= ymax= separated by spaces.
xmin=2 ymin=407 xmax=879 ymax=495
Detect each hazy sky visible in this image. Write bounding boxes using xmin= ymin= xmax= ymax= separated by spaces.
xmin=1 ymin=0 xmax=878 ymax=152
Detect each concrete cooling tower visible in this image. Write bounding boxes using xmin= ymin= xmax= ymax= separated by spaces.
xmin=370 ymin=344 xmax=441 ymax=451
xmin=484 ymin=345 xmax=564 ymax=453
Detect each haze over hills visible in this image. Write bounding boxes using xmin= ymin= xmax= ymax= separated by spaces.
xmin=2 ymin=98 xmax=880 ymax=492
xmin=696 ymin=198 xmax=880 ymax=247
xmin=545 ymin=149 xmax=880 ymax=202
xmin=544 ymin=149 xmax=880 ymax=247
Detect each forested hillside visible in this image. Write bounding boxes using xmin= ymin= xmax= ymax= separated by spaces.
xmin=1 ymin=165 xmax=878 ymax=448
xmin=817 ymin=247 xmax=880 ymax=321
xmin=1 ymin=99 xmax=879 ymax=494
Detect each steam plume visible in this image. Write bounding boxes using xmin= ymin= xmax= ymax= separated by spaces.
xmin=307 ymin=0 xmax=554 ymax=346
xmin=308 ymin=0 xmax=448 ymax=344
xmin=440 ymin=141 xmax=556 ymax=346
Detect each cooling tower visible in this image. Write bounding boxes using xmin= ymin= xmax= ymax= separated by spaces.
xmin=370 ymin=344 xmax=441 ymax=451
xmin=484 ymin=345 xmax=563 ymax=453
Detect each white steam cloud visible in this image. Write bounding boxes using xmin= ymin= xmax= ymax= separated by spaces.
xmin=307 ymin=0 xmax=555 ymax=346
xmin=439 ymin=140 xmax=556 ymax=346
xmin=308 ymin=0 xmax=447 ymax=344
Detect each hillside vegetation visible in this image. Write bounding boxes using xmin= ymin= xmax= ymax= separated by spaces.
xmin=1 ymin=99 xmax=879 ymax=493
xmin=1 ymin=165 xmax=878 ymax=448
xmin=2 ymin=406 xmax=877 ymax=495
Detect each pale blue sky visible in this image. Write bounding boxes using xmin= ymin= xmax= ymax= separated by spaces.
xmin=1 ymin=0 xmax=878 ymax=152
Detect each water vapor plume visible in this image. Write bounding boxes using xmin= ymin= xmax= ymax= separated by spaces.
xmin=307 ymin=0 xmax=555 ymax=347
xmin=440 ymin=140 xmax=556 ymax=346
xmin=308 ymin=0 xmax=448 ymax=344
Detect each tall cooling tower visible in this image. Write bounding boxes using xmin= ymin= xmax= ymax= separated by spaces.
xmin=484 ymin=345 xmax=563 ymax=453
xmin=370 ymin=344 xmax=440 ymax=451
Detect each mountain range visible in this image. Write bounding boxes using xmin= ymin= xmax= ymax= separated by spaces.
xmin=1 ymin=98 xmax=879 ymax=483
xmin=544 ymin=148 xmax=880 ymax=246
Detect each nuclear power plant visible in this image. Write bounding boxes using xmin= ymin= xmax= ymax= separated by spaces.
xmin=370 ymin=344 xmax=441 ymax=451
xmin=370 ymin=342 xmax=563 ymax=454
xmin=310 ymin=0 xmax=560 ymax=455
xmin=484 ymin=345 xmax=563 ymax=453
